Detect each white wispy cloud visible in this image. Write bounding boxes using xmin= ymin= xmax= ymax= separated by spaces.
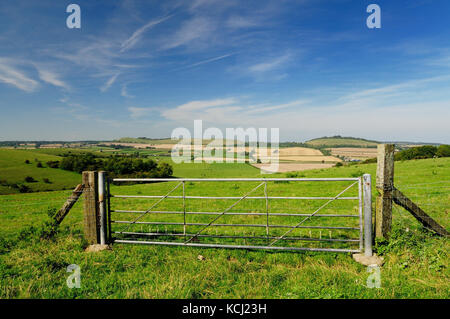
xmin=36 ymin=67 xmax=70 ymax=90
xmin=342 ymin=75 xmax=450 ymax=101
xmin=424 ymin=50 xmax=450 ymax=68
xmin=168 ymin=98 xmax=237 ymax=111
xmin=101 ymin=73 xmax=120 ymax=92
xmin=245 ymin=99 xmax=308 ymax=115
xmin=161 ymin=97 xmax=306 ymax=123
xmin=120 ymin=15 xmax=173 ymax=53
xmin=226 ymin=16 xmax=260 ymax=29
xmin=52 ymin=40 xmax=118 ymax=69
xmin=189 ymin=0 xmax=238 ymax=12
xmin=121 ymin=84 xmax=135 ymax=98
xmin=248 ymin=54 xmax=291 ymax=73
xmin=161 ymin=98 xmax=238 ymax=122
xmin=174 ymin=53 xmax=234 ymax=71
xmin=0 ymin=58 xmax=39 ymax=92
xmin=162 ymin=16 xmax=215 ymax=50
xmin=156 ymin=73 xmax=450 ymax=143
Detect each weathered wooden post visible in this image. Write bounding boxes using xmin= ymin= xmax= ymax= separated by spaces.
xmin=53 ymin=184 xmax=84 ymax=226
xmin=82 ymin=171 xmax=100 ymax=244
xmin=375 ymin=144 xmax=395 ymax=239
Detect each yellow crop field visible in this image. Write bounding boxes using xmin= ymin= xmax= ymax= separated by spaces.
xmin=278 ymin=147 xmax=323 ymax=156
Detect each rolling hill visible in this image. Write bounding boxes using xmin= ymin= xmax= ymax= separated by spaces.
xmin=305 ymin=136 xmax=380 ymax=148
xmin=0 ymin=149 xmax=80 ymax=194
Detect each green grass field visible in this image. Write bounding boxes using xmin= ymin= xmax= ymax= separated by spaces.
xmin=0 ymin=149 xmax=81 ymax=195
xmin=0 ymin=157 xmax=448 ymax=298
xmin=0 ymin=148 xmax=257 ymax=195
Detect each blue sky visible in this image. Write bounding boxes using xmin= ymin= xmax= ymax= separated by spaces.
xmin=0 ymin=0 xmax=449 ymax=143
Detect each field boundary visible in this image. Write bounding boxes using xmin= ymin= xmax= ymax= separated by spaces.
xmin=81 ymin=174 xmax=375 ymax=255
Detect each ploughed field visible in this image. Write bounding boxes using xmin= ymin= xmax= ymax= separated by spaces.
xmin=328 ymin=148 xmax=378 ymax=160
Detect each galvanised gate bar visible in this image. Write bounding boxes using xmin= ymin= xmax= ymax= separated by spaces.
xmin=100 ymin=175 xmax=373 ymax=255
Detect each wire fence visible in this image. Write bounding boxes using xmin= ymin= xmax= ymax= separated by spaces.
xmin=379 ymin=180 xmax=449 ymax=231
xmin=0 ymin=176 xmax=446 ymax=245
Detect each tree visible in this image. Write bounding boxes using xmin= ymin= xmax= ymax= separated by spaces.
xmin=436 ymin=145 xmax=450 ymax=158
xmin=156 ymin=162 xmax=173 ymax=177
xmin=24 ymin=176 xmax=36 ymax=183
xmin=46 ymin=161 xmax=60 ymax=168
xmin=395 ymin=146 xmax=437 ymax=161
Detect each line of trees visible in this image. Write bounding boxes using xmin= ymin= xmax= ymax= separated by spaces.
xmin=58 ymin=154 xmax=173 ymax=178
xmin=394 ymin=145 xmax=450 ymax=161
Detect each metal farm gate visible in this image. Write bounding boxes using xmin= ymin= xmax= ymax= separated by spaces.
xmin=96 ymin=174 xmax=373 ymax=255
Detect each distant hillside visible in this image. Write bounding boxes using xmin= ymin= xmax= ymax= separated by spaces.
xmin=0 ymin=149 xmax=80 ymax=194
xmin=305 ymin=136 xmax=380 ymax=148
xmin=115 ymin=137 xmax=228 ymax=146
xmin=114 ymin=137 xmax=176 ymax=144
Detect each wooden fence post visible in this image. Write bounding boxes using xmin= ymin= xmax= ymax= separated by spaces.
xmin=375 ymin=144 xmax=395 ymax=239
xmin=392 ymin=188 xmax=449 ymax=237
xmin=82 ymin=171 xmax=100 ymax=244
xmin=54 ymin=184 xmax=84 ymax=226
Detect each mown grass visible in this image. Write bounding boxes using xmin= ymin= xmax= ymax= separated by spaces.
xmin=0 ymin=158 xmax=448 ymax=298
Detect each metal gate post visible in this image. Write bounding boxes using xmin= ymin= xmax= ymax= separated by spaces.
xmin=358 ymin=176 xmax=363 ymax=252
xmin=264 ymin=181 xmax=269 ymax=240
xmin=363 ymin=174 xmax=373 ymax=256
xmin=98 ymin=171 xmax=107 ymax=245
xmin=106 ymin=176 xmax=112 ymax=243
xmin=183 ymin=181 xmax=186 ymax=238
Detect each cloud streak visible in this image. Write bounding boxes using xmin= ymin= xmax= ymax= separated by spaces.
xmin=101 ymin=73 xmax=120 ymax=92
xmin=160 ymin=97 xmax=306 ymax=123
xmin=120 ymin=15 xmax=173 ymax=53
xmin=248 ymin=54 xmax=291 ymax=73
xmin=0 ymin=58 xmax=39 ymax=92
xmin=162 ymin=16 xmax=215 ymax=50
xmin=226 ymin=15 xmax=260 ymax=29
xmin=36 ymin=67 xmax=70 ymax=90
xmin=174 ymin=53 xmax=235 ymax=71
xmin=121 ymin=84 xmax=134 ymax=98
